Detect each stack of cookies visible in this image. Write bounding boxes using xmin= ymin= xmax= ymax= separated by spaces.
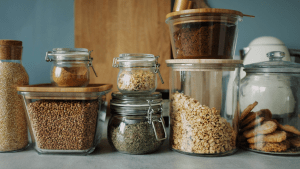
xmin=238 ymin=101 xmax=300 ymax=153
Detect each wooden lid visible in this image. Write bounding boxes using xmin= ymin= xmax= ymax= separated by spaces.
xmin=0 ymin=40 xmax=22 ymax=46
xmin=17 ymin=83 xmax=113 ymax=93
xmin=166 ymin=59 xmax=243 ymax=64
xmin=166 ymin=8 xmax=254 ymax=20
xmin=166 ymin=59 xmax=243 ymax=71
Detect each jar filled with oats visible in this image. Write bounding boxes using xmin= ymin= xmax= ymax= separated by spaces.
xmin=112 ymin=54 xmax=164 ymax=94
xmin=0 ymin=40 xmax=29 ymax=152
xmin=45 ymin=48 xmax=98 ymax=87
xmin=108 ymin=92 xmax=167 ymax=154
xmin=166 ymin=59 xmax=243 ymax=156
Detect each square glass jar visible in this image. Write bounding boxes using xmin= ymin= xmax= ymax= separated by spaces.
xmin=17 ymin=84 xmax=112 ymax=155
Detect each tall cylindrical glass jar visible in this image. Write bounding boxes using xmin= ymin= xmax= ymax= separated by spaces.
xmin=166 ymin=59 xmax=243 ymax=156
xmin=0 ymin=40 xmax=29 ymax=152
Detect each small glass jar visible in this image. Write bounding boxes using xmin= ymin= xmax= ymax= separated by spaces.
xmin=240 ymin=51 xmax=300 ymax=155
xmin=45 ymin=48 xmax=97 ymax=87
xmin=17 ymin=84 xmax=112 ymax=155
xmin=166 ymin=59 xmax=243 ymax=156
xmin=108 ymin=92 xmax=167 ymax=154
xmin=112 ymin=53 xmax=164 ymax=94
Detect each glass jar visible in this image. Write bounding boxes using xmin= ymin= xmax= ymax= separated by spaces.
xmin=0 ymin=40 xmax=29 ymax=152
xmin=166 ymin=59 xmax=243 ymax=156
xmin=239 ymin=51 xmax=300 ymax=155
xmin=17 ymin=84 xmax=112 ymax=155
xmin=166 ymin=9 xmax=253 ymax=59
xmin=112 ymin=53 xmax=164 ymax=94
xmin=108 ymin=92 xmax=167 ymax=154
xmin=45 ymin=48 xmax=97 ymax=87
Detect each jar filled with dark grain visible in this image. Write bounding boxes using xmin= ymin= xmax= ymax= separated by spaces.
xmin=108 ymin=92 xmax=167 ymax=154
xmin=0 ymin=40 xmax=29 ymax=152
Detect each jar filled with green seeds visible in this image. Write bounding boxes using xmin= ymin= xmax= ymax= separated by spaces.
xmin=108 ymin=92 xmax=167 ymax=155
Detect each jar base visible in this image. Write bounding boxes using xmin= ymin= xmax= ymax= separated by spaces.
xmin=0 ymin=143 xmax=30 ymax=153
xmin=171 ymin=148 xmax=238 ymax=157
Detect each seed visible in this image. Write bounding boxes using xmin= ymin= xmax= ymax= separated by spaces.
xmin=27 ymin=99 xmax=98 ymax=150
xmin=0 ymin=62 xmax=29 ymax=152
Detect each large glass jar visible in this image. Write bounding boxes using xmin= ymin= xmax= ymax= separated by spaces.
xmin=17 ymin=84 xmax=112 ymax=155
xmin=112 ymin=54 xmax=164 ymax=94
xmin=166 ymin=9 xmax=253 ymax=59
xmin=45 ymin=48 xmax=97 ymax=87
xmin=166 ymin=59 xmax=243 ymax=156
xmin=239 ymin=51 xmax=300 ymax=155
xmin=108 ymin=92 xmax=167 ymax=154
xmin=0 ymin=40 xmax=29 ymax=152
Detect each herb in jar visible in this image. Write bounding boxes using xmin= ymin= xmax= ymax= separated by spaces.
xmin=108 ymin=121 xmax=164 ymax=154
xmin=117 ymin=69 xmax=155 ymax=92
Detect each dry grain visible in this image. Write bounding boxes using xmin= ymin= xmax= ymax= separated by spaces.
xmin=27 ymin=99 xmax=98 ymax=150
xmin=0 ymin=62 xmax=29 ymax=152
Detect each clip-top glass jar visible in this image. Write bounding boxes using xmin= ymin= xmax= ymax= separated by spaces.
xmin=45 ymin=48 xmax=98 ymax=87
xmin=239 ymin=51 xmax=300 ymax=155
xmin=112 ymin=53 xmax=164 ymax=94
xmin=166 ymin=59 xmax=243 ymax=156
xmin=108 ymin=92 xmax=167 ymax=154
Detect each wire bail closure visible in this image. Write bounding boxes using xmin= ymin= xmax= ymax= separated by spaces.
xmin=147 ymin=100 xmax=167 ymax=141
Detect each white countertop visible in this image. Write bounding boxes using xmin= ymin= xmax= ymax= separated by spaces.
xmin=1 ymin=120 xmax=300 ymax=169
xmin=1 ymin=138 xmax=300 ymax=169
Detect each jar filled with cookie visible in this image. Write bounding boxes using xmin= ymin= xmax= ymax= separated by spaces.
xmin=112 ymin=54 xmax=164 ymax=94
xmin=239 ymin=51 xmax=300 ymax=155
xmin=166 ymin=59 xmax=243 ymax=156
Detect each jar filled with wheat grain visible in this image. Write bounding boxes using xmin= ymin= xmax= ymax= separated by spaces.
xmin=0 ymin=40 xmax=29 ymax=152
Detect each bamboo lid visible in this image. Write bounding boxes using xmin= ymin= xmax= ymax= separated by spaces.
xmin=166 ymin=8 xmax=254 ymax=20
xmin=0 ymin=39 xmax=23 ymax=60
xmin=166 ymin=59 xmax=243 ymax=71
xmin=17 ymin=83 xmax=113 ymax=93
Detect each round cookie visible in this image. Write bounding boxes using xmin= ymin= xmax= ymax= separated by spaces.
xmin=247 ymin=131 xmax=287 ymax=143
xmin=249 ymin=140 xmax=290 ymax=152
xmin=243 ymin=121 xmax=277 ymax=138
xmin=288 ymin=137 xmax=300 ymax=147
xmin=240 ymin=117 xmax=264 ymax=132
xmin=240 ymin=101 xmax=258 ymax=121
xmin=241 ymin=111 xmax=263 ymax=127
xmin=278 ymin=124 xmax=300 ymax=135
xmin=260 ymin=109 xmax=272 ymax=121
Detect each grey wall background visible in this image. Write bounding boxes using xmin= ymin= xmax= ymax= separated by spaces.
xmin=0 ymin=0 xmax=299 ymax=85
xmin=0 ymin=0 xmax=74 ymax=85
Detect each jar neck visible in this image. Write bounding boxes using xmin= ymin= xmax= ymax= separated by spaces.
xmin=0 ymin=60 xmax=22 ymax=64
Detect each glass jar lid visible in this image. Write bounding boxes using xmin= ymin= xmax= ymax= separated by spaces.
xmin=244 ymin=51 xmax=300 ymax=73
xmin=112 ymin=53 xmax=158 ymax=68
xmin=166 ymin=59 xmax=243 ymax=71
xmin=46 ymin=48 xmax=91 ymax=61
xmin=110 ymin=91 xmax=162 ymax=115
xmin=45 ymin=48 xmax=98 ymax=77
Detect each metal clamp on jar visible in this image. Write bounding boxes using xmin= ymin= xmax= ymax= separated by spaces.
xmin=45 ymin=48 xmax=98 ymax=87
xmin=112 ymin=53 xmax=164 ymax=94
xmin=108 ymin=91 xmax=167 ymax=154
